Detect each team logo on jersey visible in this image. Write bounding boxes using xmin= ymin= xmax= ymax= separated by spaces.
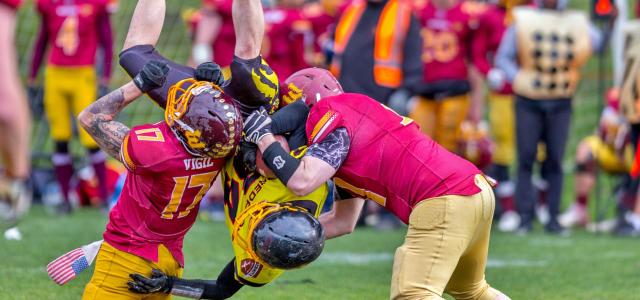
xmin=281 ymin=83 xmax=304 ymax=105
xmin=251 ymin=63 xmax=279 ymax=101
xmin=185 ymin=130 xmax=206 ymax=149
xmin=240 ymin=258 xmax=263 ymax=278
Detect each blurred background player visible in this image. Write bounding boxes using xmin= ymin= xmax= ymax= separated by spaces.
xmin=0 ymin=0 xmax=31 ymax=239
xmin=560 ymin=88 xmax=631 ymax=229
xmin=473 ymin=0 xmax=527 ymax=232
xmin=410 ymin=0 xmax=482 ymax=152
xmin=28 ymin=0 xmax=114 ymax=214
xmin=495 ymin=0 xmax=610 ymax=234
xmin=191 ymin=0 xmax=235 ymax=69
xmin=301 ymin=0 xmax=344 ymax=68
xmin=261 ymin=0 xmax=311 ymax=83
xmin=329 ymin=0 xmax=422 ymax=108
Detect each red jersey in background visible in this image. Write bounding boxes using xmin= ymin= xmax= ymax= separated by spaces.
xmin=104 ymin=122 xmax=224 ymax=265
xmin=473 ymin=3 xmax=513 ymax=94
xmin=262 ymin=6 xmax=310 ymax=81
xmin=418 ymin=1 xmax=479 ymax=83
xmin=36 ymin=0 xmax=110 ymax=67
xmin=203 ymin=0 xmax=235 ymax=67
xmin=0 ymin=0 xmax=21 ymax=9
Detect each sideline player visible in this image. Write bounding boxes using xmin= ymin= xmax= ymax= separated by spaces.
xmin=245 ymin=68 xmax=509 ymax=300
xmin=410 ymin=0 xmax=482 ymax=151
xmin=29 ymin=0 xmax=114 ymax=213
xmin=0 ymin=0 xmax=31 ymax=238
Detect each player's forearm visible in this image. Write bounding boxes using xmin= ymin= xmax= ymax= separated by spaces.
xmin=232 ymin=0 xmax=264 ymax=59
xmin=78 ymin=82 xmax=141 ymax=159
xmin=319 ymin=198 xmax=365 ymax=239
xmin=123 ymin=0 xmax=165 ymax=51
xmin=170 ymin=259 xmax=243 ymax=299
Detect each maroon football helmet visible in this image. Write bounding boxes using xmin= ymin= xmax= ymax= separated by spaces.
xmin=165 ymin=79 xmax=242 ymax=158
xmin=281 ymin=68 xmax=343 ymax=106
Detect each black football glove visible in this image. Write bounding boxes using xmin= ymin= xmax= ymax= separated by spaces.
xmin=133 ymin=60 xmax=169 ymax=93
xmin=194 ymin=62 xmax=224 ymax=86
xmin=243 ymin=107 xmax=273 ymax=144
xmin=128 ymin=269 xmax=174 ymax=294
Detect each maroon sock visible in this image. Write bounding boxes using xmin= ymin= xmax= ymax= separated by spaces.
xmin=90 ymin=151 xmax=108 ymax=203
xmin=501 ymin=196 xmax=515 ymax=212
xmin=52 ymin=153 xmax=74 ymax=203
xmin=576 ymin=194 xmax=588 ymax=206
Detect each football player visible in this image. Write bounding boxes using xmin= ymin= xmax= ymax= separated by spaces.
xmin=78 ymin=58 xmax=243 ymax=299
xmin=0 ymin=0 xmax=31 ymax=238
xmin=410 ymin=0 xmax=483 ymax=151
xmin=560 ymin=88 xmax=632 ymax=228
xmin=29 ymin=0 xmax=114 ymax=212
xmin=244 ymin=68 xmax=509 ymax=300
xmin=472 ymin=0 xmax=527 ymax=232
xmin=191 ymin=0 xmax=235 ymax=68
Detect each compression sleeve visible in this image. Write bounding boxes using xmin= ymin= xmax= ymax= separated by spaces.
xmin=306 ymin=127 xmax=350 ymax=170
xmin=170 ymin=259 xmax=244 ymax=300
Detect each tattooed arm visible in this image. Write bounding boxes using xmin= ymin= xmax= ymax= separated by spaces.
xmin=78 ymin=82 xmax=142 ymax=161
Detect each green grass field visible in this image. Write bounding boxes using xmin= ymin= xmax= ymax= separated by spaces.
xmin=1 ymin=207 xmax=638 ymax=300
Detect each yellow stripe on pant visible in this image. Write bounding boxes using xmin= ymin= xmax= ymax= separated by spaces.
xmin=44 ymin=65 xmax=98 ymax=148
xmin=82 ymin=242 xmax=183 ymax=300
xmin=488 ymin=92 xmax=515 ymax=166
xmin=390 ymin=175 xmax=504 ymax=300
xmin=409 ymin=94 xmax=469 ymax=152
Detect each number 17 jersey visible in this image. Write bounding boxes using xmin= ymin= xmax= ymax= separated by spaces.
xmin=104 ymin=122 xmax=224 ymax=266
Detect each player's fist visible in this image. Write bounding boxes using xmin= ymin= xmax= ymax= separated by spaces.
xmin=244 ymin=107 xmax=273 ymax=144
xmin=134 ymin=60 xmax=169 ymax=93
xmin=487 ymin=68 xmax=506 ymax=91
xmin=128 ymin=269 xmax=173 ymax=294
xmin=195 ymin=62 xmax=224 ymax=86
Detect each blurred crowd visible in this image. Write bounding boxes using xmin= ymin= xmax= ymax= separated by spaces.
xmin=3 ymin=0 xmax=640 ymax=239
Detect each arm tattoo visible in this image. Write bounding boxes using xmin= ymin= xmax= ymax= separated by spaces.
xmin=81 ymin=88 xmax=131 ymax=160
xmin=306 ymin=128 xmax=350 ymax=169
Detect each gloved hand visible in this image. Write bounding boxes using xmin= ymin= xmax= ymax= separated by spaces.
xmin=487 ymin=68 xmax=506 ymax=91
xmin=243 ymin=107 xmax=273 ymax=144
xmin=195 ymin=62 xmax=224 ymax=86
xmin=128 ymin=269 xmax=174 ymax=294
xmin=133 ymin=60 xmax=169 ymax=93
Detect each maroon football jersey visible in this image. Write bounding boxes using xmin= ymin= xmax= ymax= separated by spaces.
xmin=305 ymin=93 xmax=481 ymax=223
xmin=473 ymin=3 xmax=513 ymax=94
xmin=0 ymin=0 xmax=21 ymax=9
xmin=36 ymin=0 xmax=109 ymax=66
xmin=104 ymin=122 xmax=224 ymax=265
xmin=419 ymin=1 xmax=477 ymax=83
xmin=263 ymin=7 xmax=309 ymax=81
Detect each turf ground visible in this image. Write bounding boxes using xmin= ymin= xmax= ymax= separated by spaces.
xmin=1 ymin=207 xmax=638 ymax=300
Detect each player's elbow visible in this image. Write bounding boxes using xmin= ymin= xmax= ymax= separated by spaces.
xmin=234 ymin=43 xmax=260 ymax=61
xmin=287 ymin=178 xmax=316 ymax=197
xmin=77 ymin=110 xmax=93 ymax=131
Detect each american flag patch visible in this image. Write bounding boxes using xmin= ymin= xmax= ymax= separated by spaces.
xmin=46 ymin=248 xmax=89 ymax=285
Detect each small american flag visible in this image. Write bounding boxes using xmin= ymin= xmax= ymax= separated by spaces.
xmin=46 ymin=240 xmax=102 ymax=286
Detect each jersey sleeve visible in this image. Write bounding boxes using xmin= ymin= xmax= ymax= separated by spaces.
xmin=121 ymin=124 xmax=170 ymax=174
xmin=305 ymin=103 xmax=343 ymax=145
xmin=224 ymin=55 xmax=280 ymax=118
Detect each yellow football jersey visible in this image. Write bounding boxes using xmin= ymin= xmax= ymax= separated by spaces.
xmin=221 ymin=147 xmax=329 ymax=286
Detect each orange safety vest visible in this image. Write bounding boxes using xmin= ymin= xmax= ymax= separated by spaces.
xmin=330 ymin=0 xmax=412 ymax=88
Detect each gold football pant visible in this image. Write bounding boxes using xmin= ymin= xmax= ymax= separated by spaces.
xmin=409 ymin=94 xmax=469 ymax=152
xmin=82 ymin=242 xmax=183 ymax=300
xmin=44 ymin=65 xmax=98 ymax=148
xmin=582 ymin=135 xmax=632 ymax=174
xmin=488 ymin=92 xmax=515 ymax=166
xmin=390 ymin=175 xmax=505 ymax=300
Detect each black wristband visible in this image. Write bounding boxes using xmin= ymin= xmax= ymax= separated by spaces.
xmin=262 ymin=142 xmax=301 ymax=185
xmin=170 ymin=277 xmax=208 ymax=299
xmin=133 ymin=73 xmax=147 ymax=92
